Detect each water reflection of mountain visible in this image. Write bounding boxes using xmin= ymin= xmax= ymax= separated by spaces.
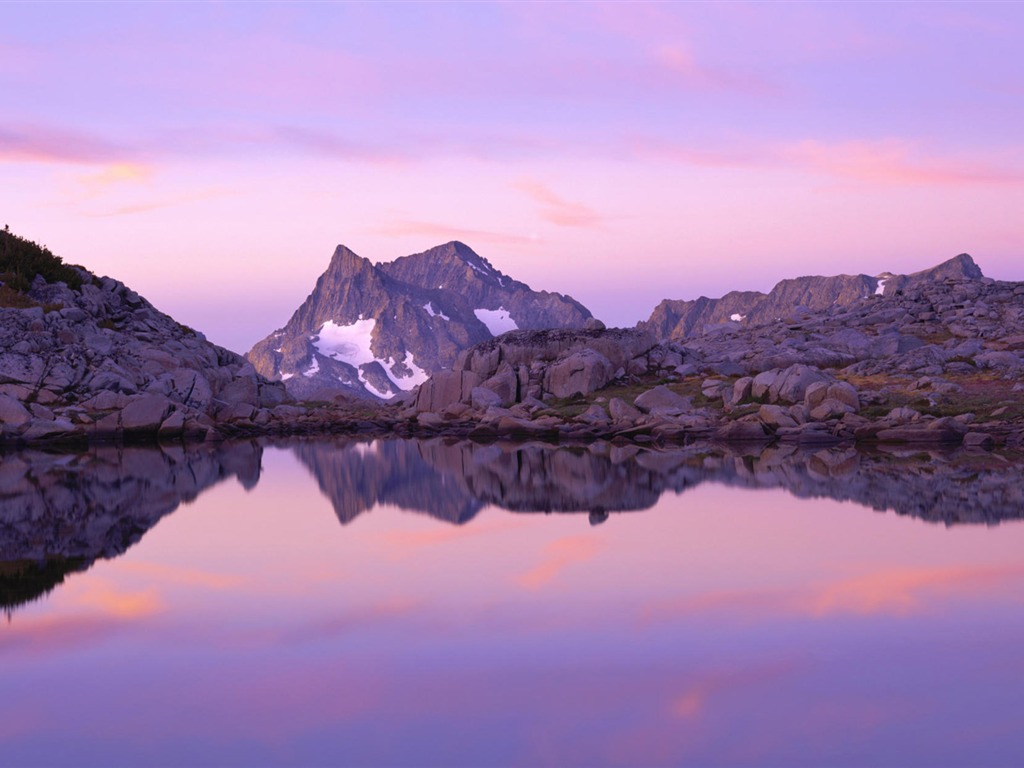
xmin=290 ymin=440 xmax=485 ymax=525
xmin=2 ymin=437 xmax=1021 ymax=612
xmin=0 ymin=442 xmax=263 ymax=614
xmin=294 ymin=439 xmax=1024 ymax=527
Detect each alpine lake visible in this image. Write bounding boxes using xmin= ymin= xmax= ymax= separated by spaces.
xmin=1 ymin=436 xmax=1023 ymax=767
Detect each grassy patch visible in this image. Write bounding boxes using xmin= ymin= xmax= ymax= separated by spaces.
xmin=0 ymin=284 xmax=38 ymax=309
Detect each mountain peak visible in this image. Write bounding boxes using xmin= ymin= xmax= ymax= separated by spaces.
xmin=327 ymin=244 xmax=375 ymax=277
xmin=415 ymin=241 xmax=501 ymax=277
xmin=918 ymin=253 xmax=983 ymax=281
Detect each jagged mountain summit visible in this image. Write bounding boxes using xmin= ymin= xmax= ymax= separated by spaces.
xmin=247 ymin=241 xmax=594 ymax=400
xmin=641 ymin=253 xmax=984 ymax=341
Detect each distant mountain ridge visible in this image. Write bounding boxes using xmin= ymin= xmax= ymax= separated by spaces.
xmin=641 ymin=253 xmax=984 ymax=341
xmin=247 ymin=241 xmax=594 ymax=400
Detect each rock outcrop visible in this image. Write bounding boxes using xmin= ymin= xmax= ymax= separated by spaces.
xmin=641 ymin=253 xmax=984 ymax=341
xmin=247 ymin=241 xmax=594 ymax=400
xmin=0 ymin=229 xmax=290 ymax=445
xmin=413 ymin=327 xmax=658 ymax=413
xmin=400 ymin=255 xmax=1024 ymax=448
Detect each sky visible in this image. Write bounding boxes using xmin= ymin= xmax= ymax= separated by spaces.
xmin=3 ymin=1 xmax=1024 ymax=353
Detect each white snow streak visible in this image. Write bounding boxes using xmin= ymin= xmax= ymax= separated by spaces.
xmin=422 ymin=302 xmax=450 ymax=321
xmin=474 ymin=307 xmax=518 ymax=336
xmin=875 ymin=278 xmax=888 ymax=296
xmin=314 ymin=319 xmax=378 ymax=367
xmin=730 ymin=313 xmax=746 ymax=322
xmin=311 ymin=318 xmax=429 ymax=394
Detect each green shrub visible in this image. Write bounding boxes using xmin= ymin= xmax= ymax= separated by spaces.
xmin=0 ymin=226 xmax=83 ymax=292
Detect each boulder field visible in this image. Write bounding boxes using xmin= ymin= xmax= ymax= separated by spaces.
xmin=0 ymin=229 xmax=296 ymax=445
xmin=1 ymin=230 xmax=1021 ymax=450
xmin=396 ymin=271 xmax=1024 ymax=450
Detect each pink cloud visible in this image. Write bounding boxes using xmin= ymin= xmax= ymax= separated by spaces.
xmin=82 ymin=187 xmax=234 ymax=218
xmin=0 ymin=124 xmax=132 ymax=165
xmin=631 ymin=134 xmax=1024 ymax=186
xmin=653 ymin=43 xmax=779 ymax=96
xmin=786 ymin=139 xmax=1024 ymax=186
xmin=515 ymin=180 xmax=606 ymax=228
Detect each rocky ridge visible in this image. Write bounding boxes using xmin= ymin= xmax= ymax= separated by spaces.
xmin=641 ymin=253 xmax=983 ymax=341
xmin=246 ymin=241 xmax=593 ymax=401
xmin=0 ymin=230 xmax=293 ymax=446
xmin=398 ymin=254 xmax=1024 ymax=449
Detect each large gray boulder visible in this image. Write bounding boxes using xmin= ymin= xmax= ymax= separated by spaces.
xmin=120 ymin=394 xmax=174 ymax=433
xmin=634 ymin=385 xmax=691 ymax=414
xmin=543 ymin=349 xmax=614 ymax=399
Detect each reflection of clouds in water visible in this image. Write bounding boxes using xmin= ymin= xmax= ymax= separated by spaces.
xmin=117 ymin=561 xmax=246 ymax=590
xmin=640 ymin=563 xmax=1024 ymax=623
xmin=69 ymin=576 xmax=164 ymax=619
xmin=517 ymin=535 xmax=606 ymax=589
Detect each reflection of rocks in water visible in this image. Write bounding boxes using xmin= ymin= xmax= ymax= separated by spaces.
xmin=0 ymin=442 xmax=264 ymax=613
xmin=443 ymin=442 xmax=674 ymax=514
xmin=290 ymin=440 xmax=484 ymax=526
xmin=292 ymin=438 xmax=1024 ymax=526
xmin=290 ymin=439 xmax=685 ymax=520
xmin=694 ymin=443 xmax=1024 ymax=526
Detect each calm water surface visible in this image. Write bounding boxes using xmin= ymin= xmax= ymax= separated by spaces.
xmin=1 ymin=438 xmax=1023 ymax=767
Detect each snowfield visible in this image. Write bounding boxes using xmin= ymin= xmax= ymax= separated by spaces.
xmin=474 ymin=307 xmax=518 ymax=336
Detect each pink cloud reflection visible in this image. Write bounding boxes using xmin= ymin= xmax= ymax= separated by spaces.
xmin=642 ymin=564 xmax=1024 ymax=624
xmin=517 ymin=535 xmax=604 ymax=590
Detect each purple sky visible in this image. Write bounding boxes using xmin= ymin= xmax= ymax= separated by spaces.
xmin=3 ymin=2 xmax=1024 ymax=352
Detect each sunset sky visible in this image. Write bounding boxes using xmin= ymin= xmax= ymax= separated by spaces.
xmin=3 ymin=2 xmax=1024 ymax=353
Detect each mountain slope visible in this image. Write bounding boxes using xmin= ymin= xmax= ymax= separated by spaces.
xmin=641 ymin=254 xmax=984 ymax=341
xmin=0 ymin=228 xmax=290 ymax=444
xmin=247 ymin=241 xmax=594 ymax=400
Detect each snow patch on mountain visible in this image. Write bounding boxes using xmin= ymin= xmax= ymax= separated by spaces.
xmin=358 ymin=369 xmax=391 ymax=398
xmin=314 ymin=319 xmax=377 ymax=367
xmin=387 ymin=354 xmax=429 ymax=390
xmin=310 ymin=318 xmax=429 ymax=396
xmin=474 ymin=307 xmax=518 ymax=336
xmin=422 ymin=302 xmax=450 ymax=321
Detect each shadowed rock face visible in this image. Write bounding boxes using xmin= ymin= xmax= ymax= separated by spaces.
xmin=0 ymin=441 xmax=264 ymax=612
xmin=246 ymin=241 xmax=593 ymax=401
xmin=641 ymin=254 xmax=984 ymax=341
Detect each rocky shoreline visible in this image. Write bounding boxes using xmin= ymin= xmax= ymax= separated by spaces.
xmin=1 ymin=230 xmax=1021 ymax=450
